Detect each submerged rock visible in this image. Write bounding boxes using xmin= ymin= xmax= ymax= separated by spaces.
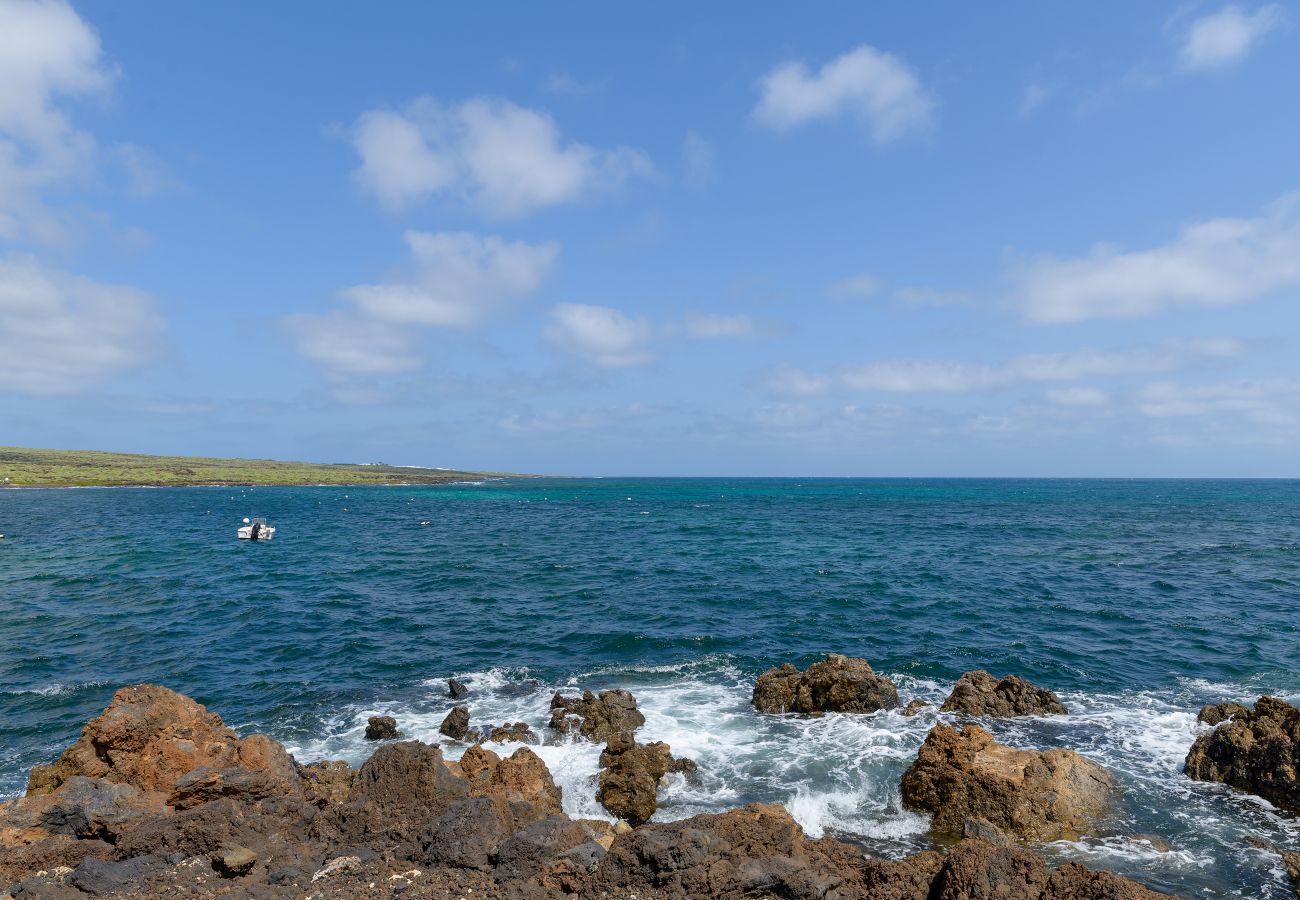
xmin=940 ymin=670 xmax=1069 ymax=717
xmin=901 ymin=723 xmax=1114 ymax=841
xmin=439 ymin=706 xmax=470 ymax=740
xmin=363 ymin=715 xmax=398 ymax=741
xmin=902 ymin=699 xmax=931 ymax=717
xmin=548 ymin=689 xmax=645 ymax=741
xmin=596 ymin=732 xmax=695 ymax=827
xmin=752 ymin=653 xmax=899 ymax=715
xmin=1184 ymin=695 xmax=1300 ymax=812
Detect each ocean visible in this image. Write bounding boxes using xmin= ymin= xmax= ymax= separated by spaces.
xmin=1 ymin=478 xmax=1297 ymax=895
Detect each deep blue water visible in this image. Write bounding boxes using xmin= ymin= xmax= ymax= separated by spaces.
xmin=2 ymin=479 xmax=1298 ymax=895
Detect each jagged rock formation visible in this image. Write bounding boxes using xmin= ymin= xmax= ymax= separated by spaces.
xmin=752 ymin=653 xmax=899 ymax=715
xmin=1197 ymin=701 xmax=1249 ymax=726
xmin=1184 ymin=695 xmax=1300 ymax=812
xmin=901 ymin=723 xmax=1114 ymax=841
xmin=548 ymin=689 xmax=645 ymax=741
xmin=596 ymin=732 xmax=695 ymax=826
xmin=0 ymin=684 xmax=1170 ymax=899
xmin=364 ymin=715 xmax=398 ymax=740
xmin=940 ymin=670 xmax=1069 ymax=717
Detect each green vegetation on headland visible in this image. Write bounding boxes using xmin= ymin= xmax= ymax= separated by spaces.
xmin=0 ymin=446 xmax=519 ymax=487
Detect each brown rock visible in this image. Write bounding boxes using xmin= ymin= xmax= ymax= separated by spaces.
xmin=1281 ymin=849 xmax=1299 ymax=897
xmin=903 ymin=699 xmax=931 ymax=717
xmin=448 ymin=678 xmax=469 ymax=699
xmin=296 ymin=760 xmax=353 ymax=807
xmin=596 ymin=732 xmax=694 ymax=827
xmin=752 ymin=653 xmax=899 ymax=715
xmin=334 ymin=740 xmax=469 ymax=844
xmin=0 ymin=777 xmax=166 ymax=847
xmin=25 ymin=684 xmax=286 ymax=797
xmin=363 ymin=715 xmax=398 ymax=740
xmin=439 ymin=706 xmax=470 ymax=740
xmin=1184 ymin=695 xmax=1300 ymax=812
xmin=940 ymin=670 xmax=1069 ymax=717
xmin=930 ymin=839 xmax=1169 ymax=899
xmin=1197 ymin=701 xmax=1249 ymax=726
xmin=485 ymin=722 xmax=537 ymax=744
xmin=901 ymin=723 xmax=1114 ymax=841
xmin=548 ymin=689 xmax=645 ymax=741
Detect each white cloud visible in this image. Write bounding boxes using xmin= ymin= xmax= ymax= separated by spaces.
xmin=767 ymin=339 xmax=1243 ymax=396
xmin=1136 ymin=378 xmax=1300 ymax=428
xmin=0 ymin=253 xmax=163 ymax=394
xmin=1178 ymin=4 xmax=1283 ymax=70
xmin=344 ymin=230 xmax=558 ymax=327
xmin=0 ymin=0 xmax=114 ymax=243
xmin=1047 ymin=386 xmax=1110 ymax=407
xmin=753 ymin=44 xmax=933 ymax=142
xmin=681 ymin=313 xmax=758 ymax=339
xmin=283 ymin=313 xmax=421 ymax=377
xmin=682 ymin=131 xmax=716 ymax=188
xmin=1008 ymin=193 xmax=1300 ymax=323
xmin=541 ymin=73 xmax=604 ymax=97
xmin=350 ymin=97 xmax=652 ymax=218
xmin=827 ymin=272 xmax=884 ymax=300
xmin=545 ymin=303 xmax=656 ymax=368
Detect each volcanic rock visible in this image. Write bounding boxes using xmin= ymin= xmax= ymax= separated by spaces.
xmin=24 ymin=684 xmax=288 ymax=797
xmin=296 ymin=760 xmax=352 ymax=808
xmin=597 ymin=732 xmax=695 ymax=827
xmin=752 ymin=653 xmax=899 ymax=715
xmin=363 ymin=715 xmax=398 ymax=741
xmin=332 ymin=740 xmax=469 ymax=845
xmin=940 ymin=670 xmax=1069 ymax=717
xmin=448 ymin=678 xmax=469 ymax=700
xmin=439 ymin=706 xmax=470 ymax=740
xmin=548 ymin=689 xmax=645 ymax=741
xmin=1197 ymin=702 xmax=1249 ymax=726
xmin=485 ymin=722 xmax=537 ymax=744
xmin=901 ymin=723 xmax=1114 ymax=841
xmin=1184 ymin=695 xmax=1300 ymax=812
xmin=929 ymin=838 xmax=1168 ymax=899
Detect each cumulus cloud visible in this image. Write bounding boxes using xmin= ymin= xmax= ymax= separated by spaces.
xmin=1007 ymin=193 xmax=1300 ymax=323
xmin=1178 ymin=4 xmax=1283 ymax=70
xmin=0 ymin=253 xmax=163 ymax=394
xmin=350 ymin=97 xmax=652 ymax=217
xmin=287 ymin=231 xmax=557 ymax=377
xmin=766 ymin=339 xmax=1244 ymax=397
xmin=753 ymin=44 xmax=933 ymax=142
xmin=344 ymin=231 xmax=558 ymax=327
xmin=545 ymin=303 xmax=656 ymax=368
xmin=283 ymin=313 xmax=421 ymax=376
xmin=0 ymin=0 xmax=114 ymax=242
xmin=1136 ymin=378 xmax=1300 ymax=428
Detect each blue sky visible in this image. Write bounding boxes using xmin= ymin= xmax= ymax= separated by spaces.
xmin=2 ymin=1 xmax=1298 ymax=475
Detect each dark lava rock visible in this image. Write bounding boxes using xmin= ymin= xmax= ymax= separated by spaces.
xmin=930 ymin=838 xmax=1168 ymax=899
xmin=363 ymin=715 xmax=398 ymax=741
xmin=439 ymin=706 xmax=470 ymax=740
xmin=67 ymin=855 xmax=166 ymax=896
xmin=493 ymin=815 xmax=591 ymax=882
xmin=1198 ymin=701 xmax=1250 ymax=726
xmin=448 ymin=678 xmax=470 ymax=700
xmin=1185 ymin=695 xmax=1300 ymax=812
xmin=332 ymin=740 xmax=469 ymax=844
xmin=901 ymin=723 xmax=1114 ymax=841
xmin=940 ymin=670 xmax=1069 ymax=717
xmin=752 ymin=653 xmax=899 ymax=715
xmin=597 ymin=732 xmax=696 ymax=827
xmin=548 ymin=689 xmax=645 ymax=741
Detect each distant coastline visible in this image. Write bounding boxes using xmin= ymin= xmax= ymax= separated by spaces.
xmin=0 ymin=446 xmax=526 ymax=488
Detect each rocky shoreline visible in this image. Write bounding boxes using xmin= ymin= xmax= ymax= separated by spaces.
xmin=2 ymin=655 xmax=1297 ymax=898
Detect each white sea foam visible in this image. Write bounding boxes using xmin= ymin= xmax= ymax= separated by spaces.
xmin=280 ymin=663 xmax=1300 ymax=895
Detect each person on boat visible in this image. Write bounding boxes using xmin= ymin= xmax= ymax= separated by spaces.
xmin=250 ymin=521 xmax=261 ymax=540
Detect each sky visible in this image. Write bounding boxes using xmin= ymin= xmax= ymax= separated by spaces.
xmin=1 ymin=1 xmax=1299 ymax=476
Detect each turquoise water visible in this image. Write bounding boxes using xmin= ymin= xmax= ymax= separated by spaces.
xmin=2 ymin=478 xmax=1298 ymax=895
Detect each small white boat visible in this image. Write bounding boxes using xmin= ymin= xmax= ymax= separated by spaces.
xmin=237 ymin=517 xmax=275 ymax=541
